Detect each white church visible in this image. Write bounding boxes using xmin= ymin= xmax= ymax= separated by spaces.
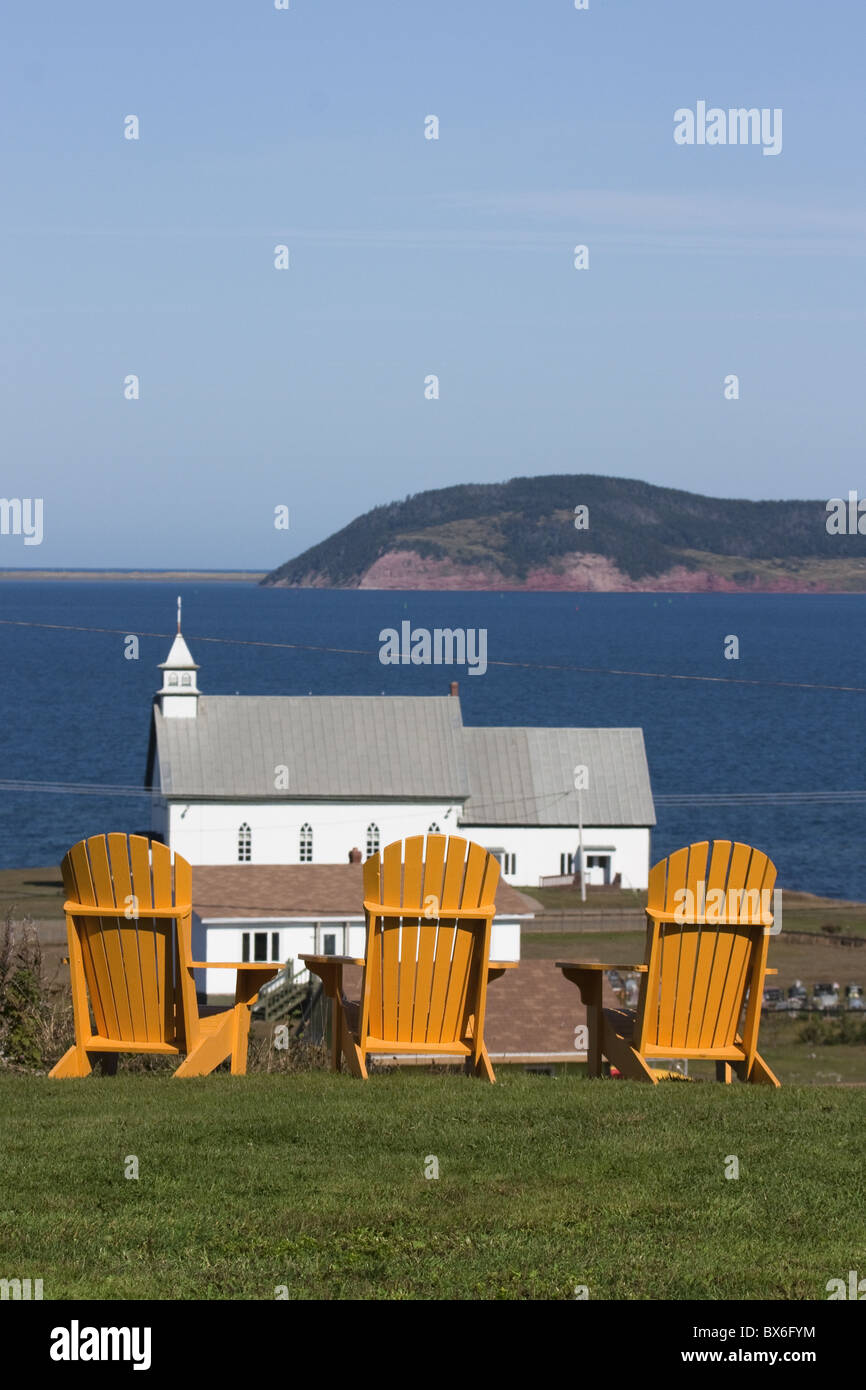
xmin=144 ymin=615 xmax=656 ymax=1001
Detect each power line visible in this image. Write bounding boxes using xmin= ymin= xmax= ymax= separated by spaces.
xmin=2 ymin=777 xmax=866 ymax=810
xmin=0 ymin=617 xmax=864 ymax=694
xmin=0 ymin=780 xmax=150 ymax=799
xmin=656 ymin=792 xmax=866 ymax=806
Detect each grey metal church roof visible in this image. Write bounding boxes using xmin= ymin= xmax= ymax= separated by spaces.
xmin=152 ymin=695 xmax=469 ymax=800
xmin=461 ymin=726 xmax=656 ymax=827
xmin=150 ymin=695 xmax=655 ymax=826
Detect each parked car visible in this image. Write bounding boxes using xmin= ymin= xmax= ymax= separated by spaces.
xmin=762 ymin=986 xmax=783 ymax=1012
xmin=845 ymin=983 xmax=864 ymax=1012
xmin=784 ymin=980 xmax=809 ymax=1012
xmin=812 ymin=981 xmax=840 ymax=1012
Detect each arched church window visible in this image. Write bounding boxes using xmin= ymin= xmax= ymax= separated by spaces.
xmin=238 ymin=823 xmax=251 ymax=863
xmin=299 ymin=823 xmax=313 ymax=863
xmin=366 ymin=823 xmax=380 ymax=857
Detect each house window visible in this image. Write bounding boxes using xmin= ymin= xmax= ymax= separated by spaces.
xmin=238 ymin=823 xmax=251 ymax=862
xmin=271 ymin=932 xmax=280 ymax=960
xmin=316 ymin=923 xmax=346 ymax=956
xmin=428 ymin=822 xmax=441 ymax=834
xmin=560 ymin=852 xmax=575 ymax=875
xmin=366 ymin=823 xmax=380 ymax=857
xmin=299 ymin=823 xmax=313 ymax=863
xmin=503 ymin=853 xmax=516 ymax=875
xmin=242 ymin=931 xmax=269 ymax=963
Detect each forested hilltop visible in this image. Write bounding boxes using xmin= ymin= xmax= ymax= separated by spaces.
xmin=262 ymin=475 xmax=866 ymax=592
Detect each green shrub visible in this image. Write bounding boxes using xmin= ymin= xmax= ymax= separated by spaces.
xmin=796 ymin=1012 xmax=866 ymax=1045
xmin=0 ymin=915 xmax=53 ymax=1069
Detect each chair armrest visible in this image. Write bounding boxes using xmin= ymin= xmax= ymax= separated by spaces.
xmin=555 ymin=961 xmax=648 ymax=972
xmin=65 ymin=901 xmax=191 ymax=919
xmin=188 ymin=961 xmax=284 ymax=970
xmin=363 ymin=901 xmax=493 ymax=920
xmin=647 ymin=909 xmax=773 ymax=927
xmin=298 ymin=954 xmax=365 ymax=967
xmin=765 ymin=968 xmax=778 ymax=976
xmin=299 ymin=954 xmax=363 ymax=997
xmin=488 ymin=961 xmax=518 ymax=970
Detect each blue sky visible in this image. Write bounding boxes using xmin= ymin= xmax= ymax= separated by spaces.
xmin=1 ymin=1 xmax=863 ymax=567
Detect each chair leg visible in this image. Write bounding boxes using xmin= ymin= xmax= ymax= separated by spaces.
xmin=48 ymin=1044 xmax=92 ymax=1078
xmin=342 ymin=1022 xmax=367 ymax=1079
xmin=330 ymin=997 xmax=342 ymax=1072
xmin=472 ymin=1045 xmax=496 ymax=1083
xmin=747 ymin=1051 xmax=781 ymax=1088
xmin=174 ymin=1013 xmax=234 ymax=1077
xmin=230 ymin=1003 xmax=253 ymax=1076
xmin=716 ymin=1062 xmax=733 ymax=1084
xmin=603 ymin=1029 xmax=659 ymax=1083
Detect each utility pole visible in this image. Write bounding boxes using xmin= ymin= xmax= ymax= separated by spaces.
xmin=573 ymin=763 xmax=587 ymax=903
xmin=577 ymin=787 xmax=586 ymax=903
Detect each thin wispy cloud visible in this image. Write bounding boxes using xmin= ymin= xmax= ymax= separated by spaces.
xmin=427 ymin=188 xmax=866 ymax=257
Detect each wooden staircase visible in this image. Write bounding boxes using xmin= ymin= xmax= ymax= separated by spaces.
xmin=252 ymin=964 xmax=319 ymax=1037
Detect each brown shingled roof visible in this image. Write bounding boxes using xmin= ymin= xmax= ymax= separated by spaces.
xmin=193 ymin=863 xmax=537 ymax=920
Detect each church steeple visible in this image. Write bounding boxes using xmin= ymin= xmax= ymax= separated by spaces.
xmin=157 ymin=597 xmax=200 ymax=718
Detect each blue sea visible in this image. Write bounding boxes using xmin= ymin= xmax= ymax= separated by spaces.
xmin=1 ymin=582 xmax=864 ymax=900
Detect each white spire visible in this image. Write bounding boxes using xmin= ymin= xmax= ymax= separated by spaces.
xmin=157 ymin=599 xmax=200 ymax=717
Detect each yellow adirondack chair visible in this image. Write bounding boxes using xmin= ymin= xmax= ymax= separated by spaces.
xmin=557 ymin=840 xmax=781 ymax=1086
xmin=49 ymin=834 xmax=279 ymax=1078
xmin=300 ymin=834 xmax=516 ymax=1082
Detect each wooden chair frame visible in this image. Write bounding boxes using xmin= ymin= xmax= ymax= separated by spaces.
xmin=49 ymin=834 xmax=280 ymax=1078
xmin=301 ymin=834 xmax=516 ymax=1082
xmin=557 ymin=840 xmax=781 ymax=1086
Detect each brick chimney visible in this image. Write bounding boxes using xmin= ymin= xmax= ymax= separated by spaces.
xmin=449 ymin=680 xmax=459 ymax=696
xmin=348 ymin=847 xmax=362 ymax=864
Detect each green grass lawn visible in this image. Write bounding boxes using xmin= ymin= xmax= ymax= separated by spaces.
xmin=2 ymin=1072 xmax=864 ymax=1301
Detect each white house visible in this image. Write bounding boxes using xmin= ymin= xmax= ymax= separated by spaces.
xmin=144 ymin=620 xmax=655 ymax=1000
xmin=189 ymin=862 xmax=531 ymax=1004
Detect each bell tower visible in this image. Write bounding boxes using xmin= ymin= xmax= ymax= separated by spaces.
xmin=157 ymin=597 xmax=200 ymax=718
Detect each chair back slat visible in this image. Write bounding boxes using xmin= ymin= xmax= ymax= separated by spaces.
xmin=128 ymin=833 xmax=161 ymax=1041
xmin=396 ymin=836 xmax=425 ymax=1041
xmin=64 ymin=838 xmax=112 ymax=1038
xmin=412 ymin=834 xmax=447 ymax=1041
xmin=105 ymin=832 xmax=150 ymax=1043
